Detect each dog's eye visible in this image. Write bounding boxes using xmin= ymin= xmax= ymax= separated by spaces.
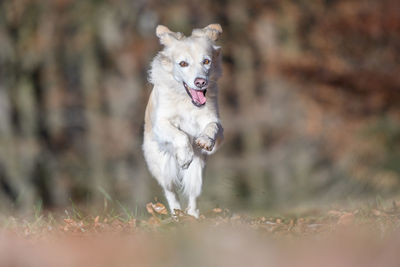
xmin=203 ymin=59 xmax=210 ymax=65
xmin=179 ymin=61 xmax=189 ymax=67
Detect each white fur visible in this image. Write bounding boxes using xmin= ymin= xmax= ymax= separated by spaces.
xmin=143 ymin=24 xmax=223 ymax=218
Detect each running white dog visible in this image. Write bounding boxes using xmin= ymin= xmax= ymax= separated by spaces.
xmin=143 ymin=24 xmax=224 ymax=218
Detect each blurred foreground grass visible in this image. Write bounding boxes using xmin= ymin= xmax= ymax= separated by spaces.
xmin=1 ymin=201 xmax=400 ymax=267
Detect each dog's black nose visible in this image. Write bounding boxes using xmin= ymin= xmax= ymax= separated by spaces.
xmin=194 ymin=78 xmax=208 ymax=88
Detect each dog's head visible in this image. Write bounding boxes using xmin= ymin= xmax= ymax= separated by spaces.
xmin=155 ymin=24 xmax=222 ymax=107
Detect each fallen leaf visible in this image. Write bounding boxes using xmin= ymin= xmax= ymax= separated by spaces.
xmin=64 ymin=219 xmax=74 ymax=224
xmin=328 ymin=210 xmax=342 ymax=216
xmin=128 ymin=219 xmax=136 ymax=228
xmin=146 ymin=202 xmax=155 ymax=215
xmin=174 ymin=209 xmax=185 ymax=217
xmin=152 ymin=202 xmax=168 ymax=215
xmin=147 ymin=216 xmax=160 ymax=226
xmin=371 ymin=209 xmax=381 ymax=216
xmin=213 ymin=208 xmax=222 ymax=213
xmin=338 ymin=212 xmax=354 ymax=225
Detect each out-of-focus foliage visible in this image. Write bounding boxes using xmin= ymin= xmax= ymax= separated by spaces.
xmin=0 ymin=0 xmax=399 ymax=212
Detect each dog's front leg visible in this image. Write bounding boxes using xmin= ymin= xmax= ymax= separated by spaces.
xmin=195 ymin=122 xmax=223 ymax=154
xmin=154 ymin=119 xmax=193 ymax=169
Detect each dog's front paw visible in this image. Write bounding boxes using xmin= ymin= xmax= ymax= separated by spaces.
xmin=195 ymin=135 xmax=215 ymax=152
xmin=176 ymin=146 xmax=194 ymax=169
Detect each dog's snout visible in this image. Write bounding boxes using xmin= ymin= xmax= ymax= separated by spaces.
xmin=194 ymin=78 xmax=208 ymax=88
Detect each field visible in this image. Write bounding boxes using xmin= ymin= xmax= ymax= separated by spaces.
xmin=1 ymin=201 xmax=400 ymax=267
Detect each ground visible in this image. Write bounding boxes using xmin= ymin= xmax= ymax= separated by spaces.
xmin=1 ymin=201 xmax=400 ymax=267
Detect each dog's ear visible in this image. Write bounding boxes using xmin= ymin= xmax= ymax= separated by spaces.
xmin=213 ymin=45 xmax=221 ymax=58
xmin=204 ymin=24 xmax=223 ymax=41
xmin=192 ymin=24 xmax=223 ymax=41
xmin=156 ymin=25 xmax=183 ymax=46
xmin=158 ymin=52 xmax=173 ymax=71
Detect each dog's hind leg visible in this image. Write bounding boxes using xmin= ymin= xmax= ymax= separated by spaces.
xmin=163 ymin=186 xmax=181 ymax=214
xmin=159 ymin=154 xmax=182 ymax=215
xmin=143 ymin=139 xmax=182 ymax=215
xmin=182 ymin=157 xmax=205 ymax=218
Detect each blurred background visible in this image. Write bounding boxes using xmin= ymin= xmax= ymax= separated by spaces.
xmin=0 ymin=0 xmax=399 ymax=214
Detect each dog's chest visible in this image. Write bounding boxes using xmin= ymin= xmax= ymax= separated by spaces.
xmin=171 ymin=108 xmax=206 ymax=138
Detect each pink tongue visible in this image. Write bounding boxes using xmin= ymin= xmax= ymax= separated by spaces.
xmin=189 ymin=89 xmax=206 ymax=105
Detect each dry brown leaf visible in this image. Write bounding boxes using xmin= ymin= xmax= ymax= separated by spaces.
xmin=338 ymin=212 xmax=354 ymax=225
xmin=128 ymin=219 xmax=136 ymax=228
xmin=152 ymin=202 xmax=168 ymax=215
xmin=147 ymin=216 xmax=160 ymax=226
xmin=172 ymin=209 xmax=188 ymax=220
xmin=328 ymin=210 xmax=342 ymax=216
xmin=64 ymin=219 xmax=74 ymax=224
xmin=146 ymin=202 xmax=155 ymax=215
xmin=213 ymin=208 xmax=222 ymax=213
xmin=371 ymin=209 xmax=381 ymax=216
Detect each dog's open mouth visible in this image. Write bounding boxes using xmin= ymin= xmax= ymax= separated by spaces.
xmin=183 ymin=82 xmax=207 ymax=107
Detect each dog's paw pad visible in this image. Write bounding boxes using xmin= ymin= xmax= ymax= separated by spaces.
xmin=195 ymin=135 xmax=215 ymax=151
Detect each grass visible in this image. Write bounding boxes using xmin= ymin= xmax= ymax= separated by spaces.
xmin=0 ymin=200 xmax=400 ymax=266
xmin=2 ymin=198 xmax=400 ymax=236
